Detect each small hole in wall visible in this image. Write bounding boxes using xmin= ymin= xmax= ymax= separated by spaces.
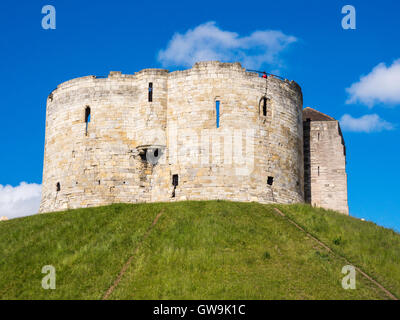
xmin=139 ymin=151 xmax=147 ymax=161
xmin=267 ymin=176 xmax=274 ymax=186
xmin=56 ymin=182 xmax=61 ymax=192
xmin=138 ymin=147 xmax=162 ymax=165
xmin=76 ymin=182 xmax=78 ymax=185
xmin=98 ymin=180 xmax=101 ymax=185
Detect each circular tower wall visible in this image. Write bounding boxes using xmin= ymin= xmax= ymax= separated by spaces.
xmin=39 ymin=70 xmax=169 ymax=212
xmin=166 ymin=61 xmax=304 ymax=203
xmin=39 ymin=61 xmax=303 ymax=213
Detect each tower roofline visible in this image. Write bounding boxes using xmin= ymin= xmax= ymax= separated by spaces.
xmin=303 ymin=107 xmax=336 ymax=121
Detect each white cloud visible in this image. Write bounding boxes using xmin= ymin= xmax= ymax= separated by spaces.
xmin=346 ymin=59 xmax=400 ymax=106
xmin=0 ymin=182 xmax=41 ymax=220
xmin=340 ymin=114 xmax=394 ymax=133
xmin=158 ymin=21 xmax=297 ymax=69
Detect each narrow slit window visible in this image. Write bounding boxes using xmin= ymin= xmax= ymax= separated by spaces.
xmin=56 ymin=182 xmax=61 ymax=192
xmin=85 ymin=106 xmax=91 ymax=136
xmin=172 ymin=174 xmax=179 ymax=187
xmin=318 ymin=166 xmax=320 ymax=176
xmin=148 ymin=82 xmax=153 ymax=102
xmin=172 ymin=174 xmax=179 ymax=198
xmin=262 ymin=97 xmax=267 ymax=117
xmin=216 ymin=100 xmax=220 ymax=128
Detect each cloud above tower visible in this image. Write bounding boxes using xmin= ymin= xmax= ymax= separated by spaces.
xmin=339 ymin=113 xmax=394 ymax=133
xmin=346 ymin=59 xmax=400 ymax=107
xmin=157 ymin=21 xmax=297 ymax=70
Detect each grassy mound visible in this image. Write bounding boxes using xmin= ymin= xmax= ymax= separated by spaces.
xmin=0 ymin=201 xmax=399 ymax=299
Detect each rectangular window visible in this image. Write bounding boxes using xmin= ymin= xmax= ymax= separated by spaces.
xmin=262 ymin=98 xmax=267 ymax=116
xmin=216 ymin=100 xmax=220 ymax=128
xmin=172 ymin=174 xmax=179 ymax=187
xmin=85 ymin=106 xmax=91 ymax=136
xmin=148 ymin=82 xmax=153 ymax=102
xmin=172 ymin=174 xmax=178 ymax=198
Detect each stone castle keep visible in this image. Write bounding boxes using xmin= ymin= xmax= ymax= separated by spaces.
xmin=39 ymin=61 xmax=348 ymax=214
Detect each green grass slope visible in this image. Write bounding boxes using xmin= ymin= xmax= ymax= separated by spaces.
xmin=0 ymin=201 xmax=399 ymax=300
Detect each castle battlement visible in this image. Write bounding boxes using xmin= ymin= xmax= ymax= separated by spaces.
xmin=39 ymin=61 xmax=347 ymax=214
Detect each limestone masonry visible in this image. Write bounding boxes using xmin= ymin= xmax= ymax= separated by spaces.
xmin=303 ymin=107 xmax=349 ymax=214
xmin=39 ymin=61 xmax=348 ymax=214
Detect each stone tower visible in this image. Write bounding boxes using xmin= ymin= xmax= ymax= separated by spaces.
xmin=39 ymin=61 xmax=304 ymax=213
xmin=303 ymin=107 xmax=349 ymax=214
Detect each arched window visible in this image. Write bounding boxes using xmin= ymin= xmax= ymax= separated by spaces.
xmin=85 ymin=106 xmax=91 ymax=136
xmin=85 ymin=106 xmax=91 ymax=123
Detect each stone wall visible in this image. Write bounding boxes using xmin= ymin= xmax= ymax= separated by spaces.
xmin=39 ymin=61 xmax=304 ymax=213
xmin=303 ymin=107 xmax=349 ymax=214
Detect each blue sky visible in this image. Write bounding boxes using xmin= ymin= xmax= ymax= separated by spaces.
xmin=0 ymin=0 xmax=399 ymax=230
